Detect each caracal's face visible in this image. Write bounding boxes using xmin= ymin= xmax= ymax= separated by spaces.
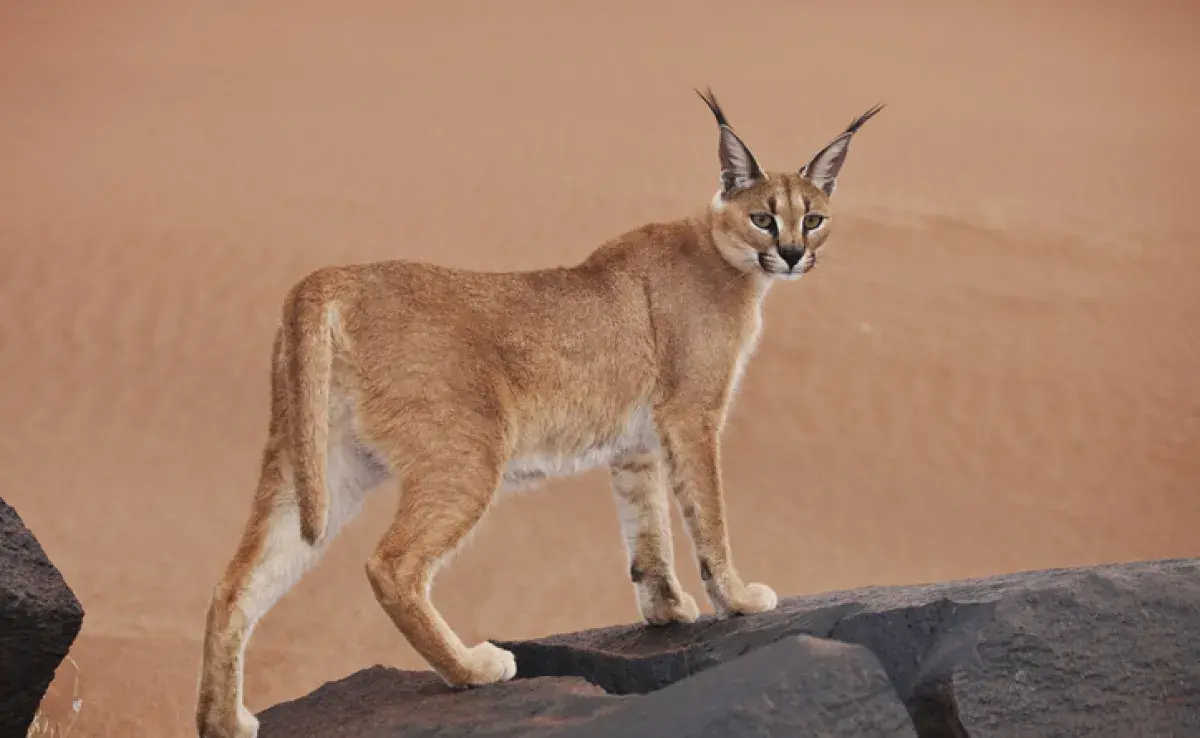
xmin=710 ymin=172 xmax=834 ymax=282
xmin=696 ymin=89 xmax=881 ymax=283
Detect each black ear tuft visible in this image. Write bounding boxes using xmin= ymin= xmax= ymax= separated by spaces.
xmin=801 ymin=102 xmax=885 ymax=197
xmin=844 ymin=103 xmax=885 ymax=136
xmin=695 ymin=87 xmax=731 ymax=128
xmin=696 ymin=87 xmax=764 ymax=197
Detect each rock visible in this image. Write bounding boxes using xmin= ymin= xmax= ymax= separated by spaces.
xmin=257 ymin=558 xmax=1200 ymax=737
xmin=258 ymin=635 xmax=914 ymax=738
xmin=500 ymin=594 xmax=985 ymax=737
xmin=550 ymin=634 xmax=916 ymax=738
xmin=0 ymin=497 xmax=86 ymax=737
xmin=503 ymin=557 xmax=1200 ymax=737
xmin=257 ymin=668 xmax=621 ymax=737
xmin=810 ymin=557 xmax=1200 ymax=736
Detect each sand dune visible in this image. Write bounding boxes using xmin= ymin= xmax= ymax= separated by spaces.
xmin=2 ymin=1 xmax=1198 ymax=735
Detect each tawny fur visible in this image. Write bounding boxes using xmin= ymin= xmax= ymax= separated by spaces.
xmin=195 ymin=89 xmax=882 ymax=738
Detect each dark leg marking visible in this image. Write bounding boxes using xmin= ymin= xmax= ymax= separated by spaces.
xmin=655 ymin=577 xmax=678 ymax=606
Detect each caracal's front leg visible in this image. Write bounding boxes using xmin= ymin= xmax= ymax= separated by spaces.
xmin=609 ymin=454 xmax=699 ymax=625
xmin=655 ymin=411 xmax=778 ymax=618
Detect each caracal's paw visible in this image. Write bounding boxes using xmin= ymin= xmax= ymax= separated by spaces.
xmin=234 ymin=707 xmax=260 ymax=738
xmin=741 ymin=582 xmax=779 ymax=613
xmin=716 ymin=582 xmax=779 ymax=618
xmin=461 ymin=642 xmax=518 ymax=686
xmin=642 ymin=590 xmax=700 ymax=626
xmin=197 ymin=705 xmax=259 ymax=738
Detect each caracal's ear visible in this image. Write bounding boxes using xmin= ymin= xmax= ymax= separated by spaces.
xmin=696 ymin=87 xmax=764 ymax=198
xmin=800 ymin=103 xmax=885 ymax=197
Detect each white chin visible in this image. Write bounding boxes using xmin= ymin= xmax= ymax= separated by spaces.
xmin=766 ymin=269 xmax=803 ymax=281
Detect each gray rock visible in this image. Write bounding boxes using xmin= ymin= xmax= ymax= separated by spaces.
xmin=257 ymin=558 xmax=1200 ymax=737
xmin=551 ymin=634 xmax=916 ymax=738
xmin=259 ymin=635 xmax=914 ymax=738
xmin=257 ymin=668 xmax=621 ymax=737
xmin=504 ymin=558 xmax=1200 ymax=737
xmin=0 ymin=497 xmax=85 ymax=737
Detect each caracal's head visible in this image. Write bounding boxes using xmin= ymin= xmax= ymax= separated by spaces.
xmin=697 ymin=88 xmax=883 ymax=281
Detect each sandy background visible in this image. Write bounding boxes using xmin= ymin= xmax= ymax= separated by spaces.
xmin=3 ymin=1 xmax=1198 ymax=735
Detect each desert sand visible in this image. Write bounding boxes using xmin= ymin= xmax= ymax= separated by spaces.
xmin=2 ymin=1 xmax=1198 ymax=735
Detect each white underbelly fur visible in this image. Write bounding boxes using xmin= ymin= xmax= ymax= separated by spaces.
xmin=325 ymin=389 xmax=659 ymax=501
xmin=501 ymin=405 xmax=659 ymax=492
xmin=324 ymin=388 xmax=391 ymax=531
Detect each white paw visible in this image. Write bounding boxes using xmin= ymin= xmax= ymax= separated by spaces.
xmin=235 ymin=707 xmax=260 ymax=738
xmin=462 ymin=642 xmax=518 ymax=685
xmin=198 ymin=706 xmax=258 ymax=738
xmin=729 ymin=583 xmax=777 ymax=612
xmin=643 ymin=590 xmax=700 ymax=626
xmin=714 ymin=581 xmax=779 ymax=618
xmin=740 ymin=582 xmax=779 ymax=613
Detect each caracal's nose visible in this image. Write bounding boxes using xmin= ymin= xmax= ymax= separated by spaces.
xmin=778 ymin=246 xmax=804 ymax=269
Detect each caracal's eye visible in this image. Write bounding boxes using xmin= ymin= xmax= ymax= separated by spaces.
xmin=749 ymin=212 xmax=775 ymax=231
xmin=803 ymin=213 xmax=826 ymax=231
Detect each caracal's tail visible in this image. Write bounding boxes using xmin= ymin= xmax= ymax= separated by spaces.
xmin=284 ymin=284 xmax=333 ymax=546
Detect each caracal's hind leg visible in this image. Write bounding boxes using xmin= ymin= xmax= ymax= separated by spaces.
xmin=610 ymin=454 xmax=699 ymax=625
xmin=196 ymin=425 xmax=387 ymax=738
xmin=365 ymin=427 xmax=515 ymax=688
xmin=196 ymin=444 xmax=317 ymax=738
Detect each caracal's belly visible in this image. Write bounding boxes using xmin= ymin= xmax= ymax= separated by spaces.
xmin=500 ymin=403 xmax=660 ymax=492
